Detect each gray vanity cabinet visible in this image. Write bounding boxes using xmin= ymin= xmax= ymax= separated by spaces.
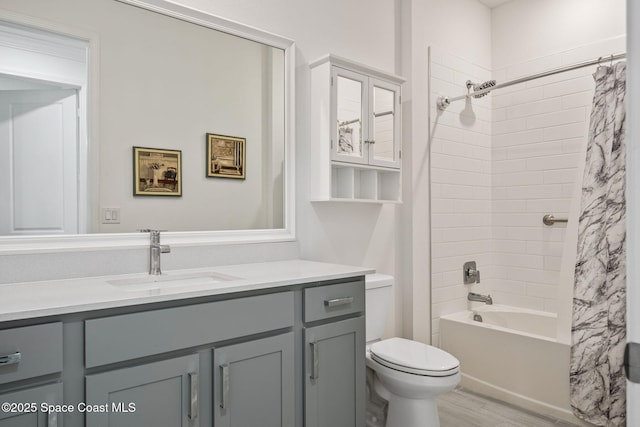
xmin=303 ymin=281 xmax=366 ymax=427
xmin=213 ymin=332 xmax=295 ymax=427
xmin=0 ymin=323 xmax=64 ymax=427
xmin=0 ymin=276 xmax=367 ymax=427
xmin=0 ymin=383 xmax=63 ymax=427
xmin=85 ymin=354 xmax=199 ymax=427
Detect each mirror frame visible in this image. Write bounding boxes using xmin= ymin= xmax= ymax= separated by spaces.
xmin=0 ymin=0 xmax=295 ymax=254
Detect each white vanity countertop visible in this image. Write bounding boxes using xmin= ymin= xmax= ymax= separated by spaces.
xmin=0 ymin=259 xmax=374 ymax=322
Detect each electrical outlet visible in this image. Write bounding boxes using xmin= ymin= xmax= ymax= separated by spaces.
xmin=101 ymin=207 xmax=121 ymax=224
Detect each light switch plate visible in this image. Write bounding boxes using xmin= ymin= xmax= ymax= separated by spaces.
xmin=101 ymin=207 xmax=121 ymax=224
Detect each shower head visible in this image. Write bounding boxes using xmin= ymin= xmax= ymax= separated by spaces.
xmin=466 ymin=79 xmax=497 ymax=98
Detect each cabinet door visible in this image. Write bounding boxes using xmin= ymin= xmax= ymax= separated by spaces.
xmin=85 ymin=354 xmax=199 ymax=427
xmin=213 ymin=333 xmax=294 ymax=427
xmin=368 ymin=78 xmax=401 ymax=169
xmin=0 ymin=383 xmax=62 ymax=427
xmin=304 ymin=317 xmax=365 ymax=427
xmin=331 ymin=67 xmax=369 ymax=165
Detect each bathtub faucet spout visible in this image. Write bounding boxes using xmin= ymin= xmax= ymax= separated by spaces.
xmin=468 ymin=292 xmax=493 ymax=305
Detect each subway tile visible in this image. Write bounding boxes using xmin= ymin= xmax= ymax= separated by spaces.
xmin=507 ymin=141 xmax=564 ymax=159
xmin=493 ymin=159 xmax=527 ymax=174
xmin=431 ymin=198 xmax=456 ymax=213
xmin=562 ymin=91 xmax=594 ymax=110
xmin=491 ymin=291 xmax=545 ymax=311
xmin=561 ymin=137 xmax=587 ymax=154
xmin=506 ymin=53 xmax=562 ymax=80
xmin=432 ymin=124 xmax=466 ymax=143
xmin=543 ymin=169 xmax=579 ymax=184
xmin=525 ymin=198 xmax=571 ymax=214
xmin=525 ymin=153 xmax=581 ymax=171
xmin=493 ymin=129 xmax=543 ymax=148
xmin=433 ymin=240 xmax=491 ymax=258
xmin=511 ymin=87 xmax=544 ymax=105
xmin=493 ymin=171 xmax=544 ymax=186
xmin=544 ymin=255 xmax=562 ymax=271
xmin=453 ymin=199 xmax=492 ymax=213
xmin=506 ymin=98 xmax=563 ymax=119
xmin=543 ymin=122 xmax=586 ymax=141
xmin=492 ymin=200 xmax=527 ymax=213
xmin=526 ymin=241 xmax=563 ymax=256
xmin=491 ymin=279 xmax=527 ymax=295
xmin=432 ymin=298 xmax=467 ymax=319
xmin=493 ymin=239 xmax=527 ymax=253
xmin=506 ymin=267 xmax=560 ymax=285
xmin=432 ymin=285 xmax=467 ymax=304
xmin=525 ymin=107 xmax=586 ymax=129
xmin=524 ymin=66 xmax=589 ymax=89
xmin=506 ymin=184 xmax=564 ymax=199
xmin=543 ymin=76 xmax=594 ymax=99
xmin=431 ymin=62 xmax=455 ymax=83
xmin=432 ymin=213 xmax=492 ymax=228
xmin=560 ymin=36 xmax=626 ymax=66
xmin=493 ymin=118 xmax=527 ymax=135
xmin=526 ymin=283 xmax=558 ymax=299
xmin=432 ymin=272 xmax=445 ymax=288
xmin=432 ymin=168 xmax=491 ymax=187
xmin=492 ymin=213 xmax=544 ymax=227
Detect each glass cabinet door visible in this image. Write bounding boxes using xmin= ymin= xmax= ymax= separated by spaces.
xmin=368 ymin=79 xmax=400 ymax=168
xmin=331 ymin=67 xmax=368 ymax=164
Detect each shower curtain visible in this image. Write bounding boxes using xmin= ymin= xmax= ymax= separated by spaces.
xmin=571 ymin=62 xmax=626 ymax=426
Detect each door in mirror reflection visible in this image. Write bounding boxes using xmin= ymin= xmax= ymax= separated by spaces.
xmin=0 ymin=88 xmax=81 ymax=235
xmin=0 ymin=19 xmax=88 ymax=235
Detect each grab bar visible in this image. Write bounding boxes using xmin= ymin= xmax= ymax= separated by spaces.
xmin=542 ymin=214 xmax=568 ymax=226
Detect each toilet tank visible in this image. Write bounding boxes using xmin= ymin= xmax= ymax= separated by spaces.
xmin=365 ymin=274 xmax=393 ymax=342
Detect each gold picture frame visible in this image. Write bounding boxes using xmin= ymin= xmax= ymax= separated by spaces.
xmin=206 ymin=133 xmax=246 ymax=179
xmin=133 ymin=147 xmax=182 ymax=196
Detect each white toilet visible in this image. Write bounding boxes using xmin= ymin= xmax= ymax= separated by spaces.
xmin=365 ymin=274 xmax=460 ymax=427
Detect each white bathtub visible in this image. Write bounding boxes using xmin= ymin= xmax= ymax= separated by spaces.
xmin=440 ymin=305 xmax=584 ymax=425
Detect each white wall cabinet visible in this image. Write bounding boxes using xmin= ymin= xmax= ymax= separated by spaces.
xmin=311 ymin=54 xmax=404 ymax=203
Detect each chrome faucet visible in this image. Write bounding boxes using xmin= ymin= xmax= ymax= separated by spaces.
xmin=141 ymin=229 xmax=171 ymax=275
xmin=468 ymin=292 xmax=493 ymax=305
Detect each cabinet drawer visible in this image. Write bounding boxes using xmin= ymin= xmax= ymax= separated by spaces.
xmin=85 ymin=292 xmax=294 ymax=368
xmin=0 ymin=322 xmax=63 ymax=385
xmin=304 ymin=280 xmax=364 ymax=323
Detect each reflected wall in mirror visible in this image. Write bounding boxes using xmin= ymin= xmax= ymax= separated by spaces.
xmin=0 ymin=0 xmax=287 ymax=237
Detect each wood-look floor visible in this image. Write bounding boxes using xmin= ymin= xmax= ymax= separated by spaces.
xmin=438 ymin=388 xmax=581 ymax=427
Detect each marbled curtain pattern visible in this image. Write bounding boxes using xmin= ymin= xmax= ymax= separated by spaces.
xmin=571 ymin=62 xmax=626 ymax=427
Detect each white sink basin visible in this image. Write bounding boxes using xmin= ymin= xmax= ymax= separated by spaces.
xmin=107 ymin=271 xmax=239 ymax=291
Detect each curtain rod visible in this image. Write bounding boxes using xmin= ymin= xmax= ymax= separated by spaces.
xmin=436 ymin=52 xmax=626 ymax=110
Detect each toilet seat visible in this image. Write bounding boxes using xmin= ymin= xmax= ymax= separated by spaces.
xmin=370 ymin=337 xmax=459 ymax=377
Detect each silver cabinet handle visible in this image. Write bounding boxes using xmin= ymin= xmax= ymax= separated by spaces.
xmin=47 ymin=410 xmax=57 ymax=427
xmin=188 ymin=372 xmax=198 ymax=420
xmin=310 ymin=342 xmax=319 ymax=380
xmin=324 ymin=297 xmax=354 ymax=307
xmin=0 ymin=352 xmax=21 ymax=366
xmin=220 ymin=364 xmax=229 ymax=409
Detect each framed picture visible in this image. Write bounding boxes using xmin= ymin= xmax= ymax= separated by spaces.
xmin=133 ymin=147 xmax=182 ymax=196
xmin=206 ymin=133 xmax=246 ymax=179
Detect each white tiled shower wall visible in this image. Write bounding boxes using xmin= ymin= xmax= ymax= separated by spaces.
xmin=430 ymin=36 xmax=626 ymax=344
xmin=430 ymin=47 xmax=493 ymax=344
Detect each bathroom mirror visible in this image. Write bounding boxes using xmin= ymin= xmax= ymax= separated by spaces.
xmin=0 ymin=0 xmax=295 ymax=251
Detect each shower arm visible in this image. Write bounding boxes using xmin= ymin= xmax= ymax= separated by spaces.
xmin=436 ymin=52 xmax=626 ymax=111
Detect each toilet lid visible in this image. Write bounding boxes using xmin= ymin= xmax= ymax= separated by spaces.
xmin=370 ymin=337 xmax=460 ymax=377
